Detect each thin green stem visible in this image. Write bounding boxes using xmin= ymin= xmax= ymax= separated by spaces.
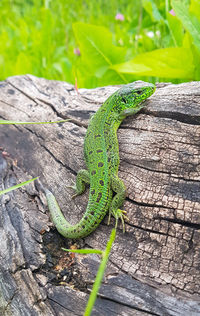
xmin=0 ymin=177 xmax=38 ymax=196
xmin=0 ymin=119 xmax=70 ymax=125
xmin=84 ymin=228 xmax=116 ymax=316
xmin=62 ymin=248 xmax=103 ymax=255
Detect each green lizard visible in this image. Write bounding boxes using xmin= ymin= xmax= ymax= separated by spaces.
xmin=45 ymin=81 xmax=155 ymax=239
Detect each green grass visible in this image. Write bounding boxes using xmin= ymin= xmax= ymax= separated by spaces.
xmin=63 ymin=228 xmax=117 ymax=316
xmin=0 ymin=0 xmax=199 ymax=87
xmin=0 ymin=177 xmax=38 ymax=196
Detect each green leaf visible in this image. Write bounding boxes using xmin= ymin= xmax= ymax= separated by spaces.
xmin=182 ymin=32 xmax=200 ymax=81
xmin=0 ymin=177 xmax=38 ymax=196
xmin=111 ymin=47 xmax=194 ymax=79
xmin=72 ymin=22 xmax=127 ymax=84
xmin=167 ymin=12 xmax=183 ymax=46
xmin=142 ymin=0 xmax=163 ymax=22
xmin=172 ymin=0 xmax=200 ymax=53
xmin=190 ymin=0 xmax=200 ymax=17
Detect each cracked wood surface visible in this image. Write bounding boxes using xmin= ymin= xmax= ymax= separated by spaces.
xmin=0 ymin=75 xmax=200 ymax=315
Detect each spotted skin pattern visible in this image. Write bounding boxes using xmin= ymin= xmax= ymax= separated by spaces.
xmin=45 ymin=81 xmax=155 ymax=239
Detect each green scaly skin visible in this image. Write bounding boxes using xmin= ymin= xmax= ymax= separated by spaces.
xmin=45 ymin=81 xmax=155 ymax=239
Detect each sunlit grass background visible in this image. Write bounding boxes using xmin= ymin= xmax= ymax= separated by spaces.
xmin=0 ymin=0 xmax=199 ymax=88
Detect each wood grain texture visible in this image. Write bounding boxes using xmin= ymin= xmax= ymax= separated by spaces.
xmin=0 ymin=75 xmax=200 ymax=315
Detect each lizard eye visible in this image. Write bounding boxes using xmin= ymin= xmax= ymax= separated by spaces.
xmin=121 ymin=97 xmax=127 ymax=103
xmin=136 ymin=90 xmax=143 ymax=95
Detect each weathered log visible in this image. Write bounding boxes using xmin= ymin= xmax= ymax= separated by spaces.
xmin=0 ymin=75 xmax=200 ymax=315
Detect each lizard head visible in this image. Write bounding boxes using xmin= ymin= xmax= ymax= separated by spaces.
xmin=111 ymin=81 xmax=155 ymax=118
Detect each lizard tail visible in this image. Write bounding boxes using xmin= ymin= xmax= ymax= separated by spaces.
xmin=45 ymin=189 xmax=103 ymax=239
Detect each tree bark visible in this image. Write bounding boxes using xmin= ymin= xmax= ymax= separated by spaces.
xmin=0 ymin=75 xmax=200 ymax=315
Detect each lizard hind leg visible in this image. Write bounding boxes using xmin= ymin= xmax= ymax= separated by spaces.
xmin=108 ymin=174 xmax=128 ymax=232
xmin=67 ymin=169 xmax=90 ymax=199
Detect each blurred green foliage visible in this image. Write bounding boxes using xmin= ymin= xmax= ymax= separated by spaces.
xmin=0 ymin=0 xmax=199 ymax=88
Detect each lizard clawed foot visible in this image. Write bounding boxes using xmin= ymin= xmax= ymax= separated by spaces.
xmin=66 ymin=184 xmax=76 ymax=190
xmin=108 ymin=209 xmax=129 ymax=233
xmin=66 ymin=184 xmax=79 ymax=199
